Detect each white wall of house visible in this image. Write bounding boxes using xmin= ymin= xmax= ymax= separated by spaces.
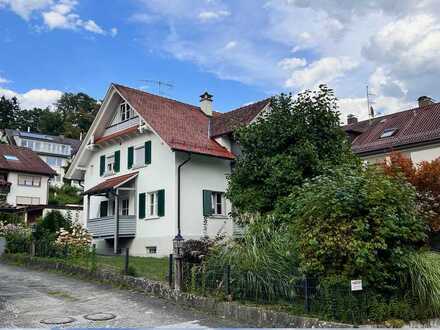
xmin=362 ymin=143 xmax=440 ymax=165
xmin=6 ymin=172 xmax=49 ymax=206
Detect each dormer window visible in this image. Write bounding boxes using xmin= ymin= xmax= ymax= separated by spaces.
xmin=120 ymin=102 xmax=133 ymax=122
xmin=380 ymin=128 xmax=398 ymax=138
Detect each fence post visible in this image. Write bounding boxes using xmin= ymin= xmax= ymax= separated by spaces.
xmin=30 ymin=241 xmax=35 ymax=257
xmin=224 ymin=264 xmax=231 ymax=297
xmin=168 ymin=254 xmax=174 ymax=288
xmin=124 ymin=248 xmax=129 ymax=275
xmin=304 ymin=276 xmax=310 ymax=313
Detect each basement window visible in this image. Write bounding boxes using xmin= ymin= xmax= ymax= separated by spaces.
xmin=380 ymin=128 xmax=398 ymax=138
xmin=146 ymin=246 xmax=157 ymax=254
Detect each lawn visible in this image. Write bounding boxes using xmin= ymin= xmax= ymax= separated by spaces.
xmin=94 ymin=255 xmax=169 ymax=282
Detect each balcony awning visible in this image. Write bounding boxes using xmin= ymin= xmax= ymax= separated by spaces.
xmin=83 ymin=172 xmax=138 ymax=195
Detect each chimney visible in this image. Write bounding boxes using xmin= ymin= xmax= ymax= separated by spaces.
xmin=200 ymin=91 xmax=213 ymax=117
xmin=418 ymin=96 xmax=434 ymax=108
xmin=347 ymin=114 xmax=358 ymax=125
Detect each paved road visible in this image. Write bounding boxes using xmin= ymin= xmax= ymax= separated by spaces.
xmin=0 ymin=263 xmax=245 ymax=328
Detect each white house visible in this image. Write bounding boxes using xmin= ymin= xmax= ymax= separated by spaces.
xmin=0 ymin=144 xmax=56 ymax=222
xmin=1 ymin=129 xmax=81 ymax=186
xmin=344 ymin=96 xmax=440 ymax=164
xmin=66 ymin=84 xmax=270 ymax=257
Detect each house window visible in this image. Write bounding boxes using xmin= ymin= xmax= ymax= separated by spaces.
xmin=3 ymin=155 xmax=18 ymax=161
xmin=134 ymin=145 xmax=145 ymax=167
xmin=380 ymin=128 xmax=398 ymax=138
xmin=18 ymin=175 xmax=41 ymax=187
xmin=121 ymin=199 xmax=129 ymax=216
xmin=146 ymin=246 xmax=157 ymax=254
xmin=147 ymin=191 xmax=158 ymax=217
xmin=16 ymin=196 xmax=40 ymax=205
xmin=212 ymin=192 xmax=225 ymax=216
xmin=120 ymin=102 xmax=133 ymax=122
xmin=106 ymin=155 xmax=115 ymax=174
xmin=47 ymin=156 xmax=63 ymax=167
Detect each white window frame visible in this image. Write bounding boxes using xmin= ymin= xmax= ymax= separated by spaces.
xmin=18 ymin=175 xmax=41 ymax=187
xmin=120 ymin=102 xmax=133 ymax=122
xmin=147 ymin=191 xmax=159 ymax=217
xmin=121 ymin=199 xmax=129 ymax=216
xmin=106 ymin=155 xmax=115 ymax=174
xmin=211 ymin=192 xmax=226 ymax=216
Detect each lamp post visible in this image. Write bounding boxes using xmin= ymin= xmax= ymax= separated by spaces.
xmin=173 ymin=234 xmax=184 ymax=291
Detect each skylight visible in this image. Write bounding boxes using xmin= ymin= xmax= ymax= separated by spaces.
xmin=380 ymin=128 xmax=398 ymax=138
xmin=4 ymin=155 xmax=19 ymax=161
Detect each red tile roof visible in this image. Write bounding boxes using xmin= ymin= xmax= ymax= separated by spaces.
xmin=211 ymin=99 xmax=270 ymax=137
xmin=343 ymin=102 xmax=440 ymax=155
xmin=0 ymin=145 xmax=56 ymax=176
xmin=84 ymin=172 xmax=138 ymax=195
xmin=113 ymin=84 xmax=263 ymax=160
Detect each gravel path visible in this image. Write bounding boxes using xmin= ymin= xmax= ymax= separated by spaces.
xmin=0 ymin=263 xmax=246 ymax=328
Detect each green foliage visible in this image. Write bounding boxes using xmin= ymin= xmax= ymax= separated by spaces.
xmin=277 ymin=166 xmax=427 ymax=292
xmin=0 ymin=96 xmax=19 ymax=129
xmin=203 ymin=215 xmax=299 ymax=301
xmin=401 ymin=251 xmax=440 ymax=317
xmin=0 ymin=221 xmax=31 ymax=253
xmin=0 ymin=212 xmax=24 ymax=225
xmin=227 ymin=85 xmax=356 ymax=216
xmin=34 ymin=211 xmax=72 ymax=242
xmin=122 ymin=265 xmax=138 ymax=277
xmin=48 ymin=184 xmax=82 ymax=205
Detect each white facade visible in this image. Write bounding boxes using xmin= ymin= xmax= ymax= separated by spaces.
xmin=68 ymin=86 xmax=238 ymax=257
xmin=6 ymin=172 xmax=50 ymax=206
xmin=363 ymin=143 xmax=440 ymax=165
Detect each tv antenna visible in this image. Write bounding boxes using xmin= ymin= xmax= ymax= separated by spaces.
xmin=366 ymin=85 xmax=376 ymax=122
xmin=139 ymin=80 xmax=174 ymax=96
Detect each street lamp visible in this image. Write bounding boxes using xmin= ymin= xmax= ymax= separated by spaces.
xmin=173 ymin=233 xmax=184 ymax=258
xmin=172 ymin=233 xmax=184 ymax=291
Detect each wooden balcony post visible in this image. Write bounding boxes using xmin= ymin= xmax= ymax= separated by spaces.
xmin=86 ymin=195 xmax=90 ymax=224
xmin=114 ymin=190 xmax=119 ymax=254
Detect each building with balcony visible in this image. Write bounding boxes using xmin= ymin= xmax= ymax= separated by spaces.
xmin=66 ymin=83 xmax=270 ymax=257
xmin=0 ymin=129 xmax=81 ymax=186
xmin=0 ymin=144 xmax=56 ymax=222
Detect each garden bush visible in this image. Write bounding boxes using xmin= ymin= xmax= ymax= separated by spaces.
xmin=0 ymin=221 xmax=31 ymax=253
xmin=277 ymin=165 xmax=427 ymax=293
xmin=34 ymin=210 xmax=72 ymax=242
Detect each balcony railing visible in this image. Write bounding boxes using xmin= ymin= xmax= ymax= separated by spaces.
xmin=87 ymin=215 xmax=136 ymax=239
xmin=102 ymin=116 xmax=139 ymax=138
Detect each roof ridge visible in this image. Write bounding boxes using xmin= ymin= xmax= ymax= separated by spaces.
xmin=113 ymin=83 xmax=201 ymax=111
xmin=345 ymin=101 xmax=440 ymax=127
xmin=222 ymin=98 xmax=271 ymax=116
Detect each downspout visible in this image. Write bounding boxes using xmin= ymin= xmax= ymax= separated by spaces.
xmin=177 ymin=152 xmax=192 ymax=237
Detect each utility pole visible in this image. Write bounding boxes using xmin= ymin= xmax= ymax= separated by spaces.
xmin=366 ymin=85 xmax=376 ymax=124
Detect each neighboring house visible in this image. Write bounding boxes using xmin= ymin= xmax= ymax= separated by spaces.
xmin=66 ymin=83 xmax=270 ymax=257
xmin=344 ymin=96 xmax=440 ymax=164
xmin=0 ymin=144 xmax=56 ymax=222
xmin=0 ymin=129 xmax=81 ymax=186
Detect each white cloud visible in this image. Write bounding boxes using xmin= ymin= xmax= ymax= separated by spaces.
xmin=285 ymin=57 xmax=358 ymax=90
xmin=0 ymin=0 xmax=52 ymax=20
xmin=278 ymin=57 xmax=307 ymax=71
xmin=1 ymin=0 xmax=113 ymax=36
xmin=0 ymin=87 xmax=62 ymax=109
xmin=0 ymin=75 xmax=9 ymax=84
xmin=198 ymin=10 xmax=230 ymax=22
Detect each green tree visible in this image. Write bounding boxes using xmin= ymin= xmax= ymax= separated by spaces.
xmin=15 ymin=108 xmax=43 ymax=132
xmin=277 ymin=166 xmax=427 ymax=292
xmin=0 ymin=96 xmax=19 ymax=129
xmin=227 ymin=85 xmax=355 ymax=216
xmin=55 ymin=92 xmax=99 ymax=139
xmin=38 ymin=109 xmax=64 ymax=136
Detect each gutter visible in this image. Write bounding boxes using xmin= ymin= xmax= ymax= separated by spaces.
xmin=176 ymin=152 xmax=192 ymax=238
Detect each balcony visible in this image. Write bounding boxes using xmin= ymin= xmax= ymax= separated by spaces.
xmin=102 ymin=116 xmax=140 ymax=138
xmin=87 ymin=215 xmax=136 ymax=239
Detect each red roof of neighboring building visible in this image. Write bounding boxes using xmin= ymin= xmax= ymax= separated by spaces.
xmin=343 ymin=102 xmax=440 ymax=155
xmin=113 ymin=84 xmax=268 ymax=159
xmin=211 ymin=99 xmax=270 ymax=137
xmin=0 ymin=144 xmax=56 ymax=176
xmin=83 ymin=172 xmax=138 ymax=195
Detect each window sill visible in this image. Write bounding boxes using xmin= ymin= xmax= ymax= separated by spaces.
xmin=131 ymin=164 xmax=147 ymax=170
xmin=142 ymin=216 xmax=161 ymax=221
xmin=208 ymin=215 xmax=228 ymax=220
xmin=103 ymin=171 xmax=116 ymax=177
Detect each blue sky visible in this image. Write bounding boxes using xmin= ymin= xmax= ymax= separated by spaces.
xmin=0 ymin=0 xmax=439 ymax=121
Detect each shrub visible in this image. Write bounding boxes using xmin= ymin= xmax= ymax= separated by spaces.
xmin=401 ymin=251 xmax=440 ymax=317
xmin=0 ymin=221 xmax=31 ymax=253
xmin=54 ymin=223 xmax=92 ymax=258
xmin=49 ymin=184 xmax=82 ymax=205
xmin=182 ymin=238 xmax=218 ymax=263
xmin=277 ymin=165 xmax=427 ymax=292
xmin=203 ymin=215 xmax=299 ymax=301
xmin=34 ymin=210 xmax=72 ymax=242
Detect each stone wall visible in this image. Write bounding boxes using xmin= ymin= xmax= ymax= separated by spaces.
xmin=1 ymin=254 xmax=350 ymax=328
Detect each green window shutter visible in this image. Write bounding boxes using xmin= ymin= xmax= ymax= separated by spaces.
xmin=100 ymin=201 xmax=108 ymax=217
xmin=203 ymin=190 xmax=213 ymax=217
xmin=114 ymin=150 xmax=120 ymax=172
xmin=157 ymin=189 xmax=165 ymax=217
xmin=145 ymin=141 xmax=151 ymax=165
xmin=127 ymin=146 xmax=134 ymax=169
xmin=139 ymin=193 xmax=146 ymax=219
xmin=99 ymin=155 xmax=105 ymax=176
